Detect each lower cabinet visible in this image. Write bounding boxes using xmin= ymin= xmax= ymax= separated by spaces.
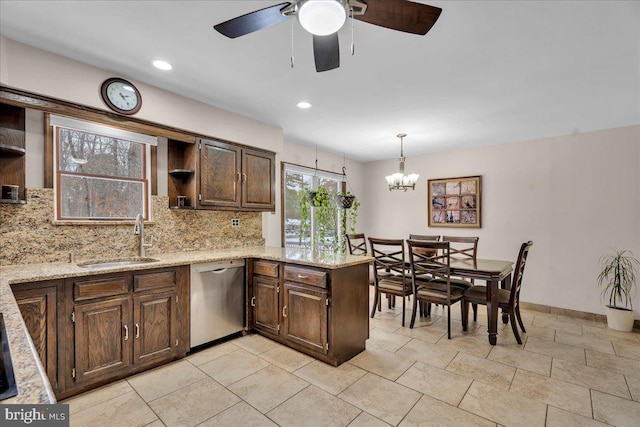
xmin=11 ymin=280 xmax=61 ymax=389
xmin=57 ymin=265 xmax=189 ymax=399
xmin=250 ymin=260 xmax=369 ymax=366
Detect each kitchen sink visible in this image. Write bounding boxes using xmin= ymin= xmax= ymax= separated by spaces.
xmin=77 ymin=257 xmax=159 ymax=269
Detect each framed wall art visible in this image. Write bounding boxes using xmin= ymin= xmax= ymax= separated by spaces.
xmin=428 ymin=175 xmax=481 ymax=228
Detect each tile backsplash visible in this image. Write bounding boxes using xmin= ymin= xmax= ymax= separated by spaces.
xmin=0 ymin=188 xmax=264 ymax=265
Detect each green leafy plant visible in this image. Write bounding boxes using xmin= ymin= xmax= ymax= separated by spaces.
xmin=597 ymin=249 xmax=639 ymax=310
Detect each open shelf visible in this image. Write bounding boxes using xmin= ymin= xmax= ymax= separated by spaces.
xmin=0 ymin=144 xmax=26 ymax=156
xmin=0 ymin=199 xmax=27 ymax=204
xmin=168 ymin=169 xmax=195 ymax=177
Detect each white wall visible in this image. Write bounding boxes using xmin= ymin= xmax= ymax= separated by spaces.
xmin=363 ymin=125 xmax=640 ymax=318
xmin=0 ymin=36 xmax=283 ymax=153
xmin=263 ymin=140 xmax=366 ymax=247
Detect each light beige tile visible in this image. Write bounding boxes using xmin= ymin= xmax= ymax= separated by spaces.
xmin=347 ymin=412 xmax=391 ymax=427
xmin=267 ymin=385 xmax=361 ymax=427
xmin=370 ymin=315 xmax=402 ymax=332
xmin=142 ymin=420 xmax=165 ymax=427
xmin=586 ymin=349 xmax=640 ymax=377
xmin=510 ymin=369 xmax=592 ymax=418
xmin=582 ymin=324 xmax=640 ymax=344
xmin=555 ymin=330 xmax=615 ymax=354
xmin=524 ymin=336 xmax=585 ymax=364
xmin=399 ymin=394 xmax=496 ymax=427
xmin=348 ymin=346 xmax=414 ymax=381
xmin=199 ymin=402 xmax=278 ymax=427
xmin=551 ymin=357 xmax=631 ymax=399
xmin=70 ymin=391 xmax=157 ymax=427
xmin=613 ymin=339 xmax=640 ymax=361
xmin=63 ymin=380 xmax=133 ymax=415
xmin=149 ymin=378 xmax=239 ymax=427
xmin=546 ymin=405 xmax=609 ymax=427
xmin=228 ymin=364 xmax=309 ymax=413
xmin=395 ymin=338 xmax=458 ymax=369
xmin=338 ymin=373 xmax=421 ymax=426
xmin=198 ymin=347 xmax=270 ymax=386
xmin=186 ymin=341 xmax=240 ymax=366
xmin=519 ymin=323 xmax=556 ymax=342
xmin=626 ymin=374 xmax=640 ymax=402
xmin=258 ymin=345 xmax=314 ymax=372
xmin=487 ymin=345 xmax=551 ymax=376
xmin=435 ymin=333 xmax=494 ymax=358
xmin=293 ymin=360 xmax=367 ymax=395
xmin=446 ymin=352 xmax=516 ymax=390
xmin=396 ymin=361 xmax=472 ymax=406
xmin=532 ymin=316 xmax=582 ymax=335
xmin=232 ymin=333 xmax=281 ymax=355
xmin=459 ymin=381 xmax=546 ymax=427
xmin=127 ymin=359 xmax=207 ymax=402
xmin=366 ymin=327 xmax=412 ymax=352
xmin=394 ymin=321 xmax=448 ymax=344
xmin=592 ymin=389 xmax=640 ymax=427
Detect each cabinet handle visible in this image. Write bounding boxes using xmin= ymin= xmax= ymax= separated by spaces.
xmin=135 ymin=323 xmax=140 ymax=339
xmin=250 ymin=296 xmax=256 ymax=307
xmin=242 ymin=173 xmax=247 ymax=183
xmin=236 ymin=172 xmax=241 ymax=182
xmin=124 ymin=325 xmax=129 ymax=341
xmin=282 ymin=305 xmax=287 ymax=318
xmin=297 ymin=274 xmax=309 ymax=279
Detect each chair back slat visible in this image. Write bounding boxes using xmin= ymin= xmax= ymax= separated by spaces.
xmin=442 ymin=236 xmax=479 ymax=260
xmin=409 ymin=235 xmax=441 ymax=256
xmin=510 ymin=241 xmax=533 ymax=305
xmin=368 ymin=238 xmax=406 ymax=276
xmin=407 ymin=240 xmax=452 ymax=300
xmin=346 ymin=233 xmax=367 ymax=256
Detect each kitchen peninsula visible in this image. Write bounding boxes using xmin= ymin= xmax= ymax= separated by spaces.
xmin=0 ymin=246 xmax=371 ymax=404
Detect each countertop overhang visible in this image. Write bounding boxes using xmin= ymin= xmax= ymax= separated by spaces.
xmin=0 ymin=246 xmax=373 ymax=404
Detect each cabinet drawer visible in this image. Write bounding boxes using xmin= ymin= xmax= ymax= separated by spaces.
xmin=73 ymin=276 xmax=129 ymax=302
xmin=134 ymin=270 xmax=176 ymax=292
xmin=284 ymin=266 xmax=327 ymax=289
xmin=254 ymin=260 xmax=279 ymax=278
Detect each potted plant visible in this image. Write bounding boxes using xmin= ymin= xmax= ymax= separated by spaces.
xmin=335 ymin=192 xmax=356 ymax=209
xmin=597 ymin=249 xmax=639 ymax=332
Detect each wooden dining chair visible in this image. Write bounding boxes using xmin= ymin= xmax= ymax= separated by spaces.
xmin=346 ymin=233 xmax=367 ymax=256
xmin=368 ymin=238 xmax=413 ymax=326
xmin=408 ymin=235 xmax=441 ymax=316
xmin=462 ymin=241 xmax=533 ymax=344
xmin=407 ymin=240 xmax=465 ymax=338
xmin=441 ymin=236 xmax=480 ymax=317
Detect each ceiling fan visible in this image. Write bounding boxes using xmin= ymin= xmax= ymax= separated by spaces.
xmin=213 ymin=0 xmax=442 ymax=72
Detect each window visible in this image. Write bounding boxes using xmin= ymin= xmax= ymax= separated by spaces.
xmin=51 ymin=116 xmax=156 ymax=221
xmin=282 ymin=163 xmax=345 ymax=250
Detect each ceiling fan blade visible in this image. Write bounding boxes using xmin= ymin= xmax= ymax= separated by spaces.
xmin=313 ymin=33 xmax=340 ymax=72
xmin=354 ymin=0 xmax=442 ymax=35
xmin=214 ymin=2 xmax=291 ymax=38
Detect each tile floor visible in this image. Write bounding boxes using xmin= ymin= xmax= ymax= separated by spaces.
xmin=63 ymin=293 xmax=640 ymax=427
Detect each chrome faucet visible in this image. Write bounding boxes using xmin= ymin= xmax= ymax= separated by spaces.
xmin=134 ymin=214 xmax=153 ymax=257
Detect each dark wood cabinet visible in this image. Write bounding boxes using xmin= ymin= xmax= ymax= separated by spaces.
xmin=249 ymin=260 xmax=369 ymax=366
xmin=11 ymin=280 xmax=61 ymax=389
xmin=0 ymin=103 xmax=27 ymax=204
xmin=55 ymin=265 xmax=189 ymax=399
xmin=168 ymin=137 xmax=275 ymax=211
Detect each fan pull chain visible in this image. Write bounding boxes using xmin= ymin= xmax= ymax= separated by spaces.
xmin=290 ymin=18 xmax=295 ymax=68
xmin=350 ymin=7 xmax=355 ymax=56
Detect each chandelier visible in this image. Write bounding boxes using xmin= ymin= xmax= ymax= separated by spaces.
xmin=385 ymin=133 xmax=419 ymax=191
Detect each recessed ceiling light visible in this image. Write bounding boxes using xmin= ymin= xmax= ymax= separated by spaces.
xmin=297 ymin=101 xmax=312 ymax=109
xmin=152 ymin=60 xmax=172 ymax=70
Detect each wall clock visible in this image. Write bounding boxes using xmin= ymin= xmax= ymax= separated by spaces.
xmin=100 ymin=77 xmax=142 ymax=115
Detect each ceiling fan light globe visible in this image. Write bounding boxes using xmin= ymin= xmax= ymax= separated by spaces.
xmin=298 ymin=0 xmax=347 ymax=36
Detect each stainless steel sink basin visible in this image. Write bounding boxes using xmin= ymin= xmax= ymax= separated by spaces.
xmin=77 ymin=257 xmax=159 ymax=269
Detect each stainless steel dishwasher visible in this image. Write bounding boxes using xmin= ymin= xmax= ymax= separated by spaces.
xmin=190 ymin=259 xmax=245 ymax=348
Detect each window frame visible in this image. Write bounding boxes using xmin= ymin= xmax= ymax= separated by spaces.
xmin=51 ymin=117 xmax=155 ymax=223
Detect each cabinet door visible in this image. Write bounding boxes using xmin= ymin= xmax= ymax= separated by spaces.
xmin=74 ymin=296 xmax=132 ymax=386
xmin=133 ymin=290 xmax=178 ymax=366
xmin=199 ymin=138 xmax=241 ymax=208
xmin=283 ymin=282 xmax=328 ymax=354
xmin=12 ymin=283 xmax=58 ymax=388
xmin=242 ymin=148 xmax=275 ymax=211
xmin=253 ymin=275 xmax=280 ymax=335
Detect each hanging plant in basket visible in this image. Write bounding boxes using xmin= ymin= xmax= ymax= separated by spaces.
xmin=335 ymin=192 xmax=356 ymax=209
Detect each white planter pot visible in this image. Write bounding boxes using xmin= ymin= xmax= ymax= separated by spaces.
xmin=605 ymin=306 xmax=635 ymax=332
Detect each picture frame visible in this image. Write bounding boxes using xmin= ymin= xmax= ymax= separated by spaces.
xmin=428 ymin=175 xmax=481 ymax=228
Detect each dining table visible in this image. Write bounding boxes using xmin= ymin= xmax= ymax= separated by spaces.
xmin=448 ymin=258 xmax=514 ymax=345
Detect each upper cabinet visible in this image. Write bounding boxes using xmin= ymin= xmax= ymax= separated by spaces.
xmin=168 ymin=137 xmax=275 ymax=212
xmin=0 ymin=103 xmax=27 ymax=204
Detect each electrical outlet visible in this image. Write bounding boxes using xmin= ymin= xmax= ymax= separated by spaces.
xmin=231 ymin=218 xmax=240 ymax=227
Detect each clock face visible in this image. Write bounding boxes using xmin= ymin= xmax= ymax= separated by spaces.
xmin=100 ymin=78 xmax=141 ymax=115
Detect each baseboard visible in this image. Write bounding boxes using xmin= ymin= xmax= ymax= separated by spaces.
xmin=519 ymin=301 xmax=640 ymax=330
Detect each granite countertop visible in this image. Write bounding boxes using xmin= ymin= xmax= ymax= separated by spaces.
xmin=0 ymin=246 xmax=372 ymax=404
